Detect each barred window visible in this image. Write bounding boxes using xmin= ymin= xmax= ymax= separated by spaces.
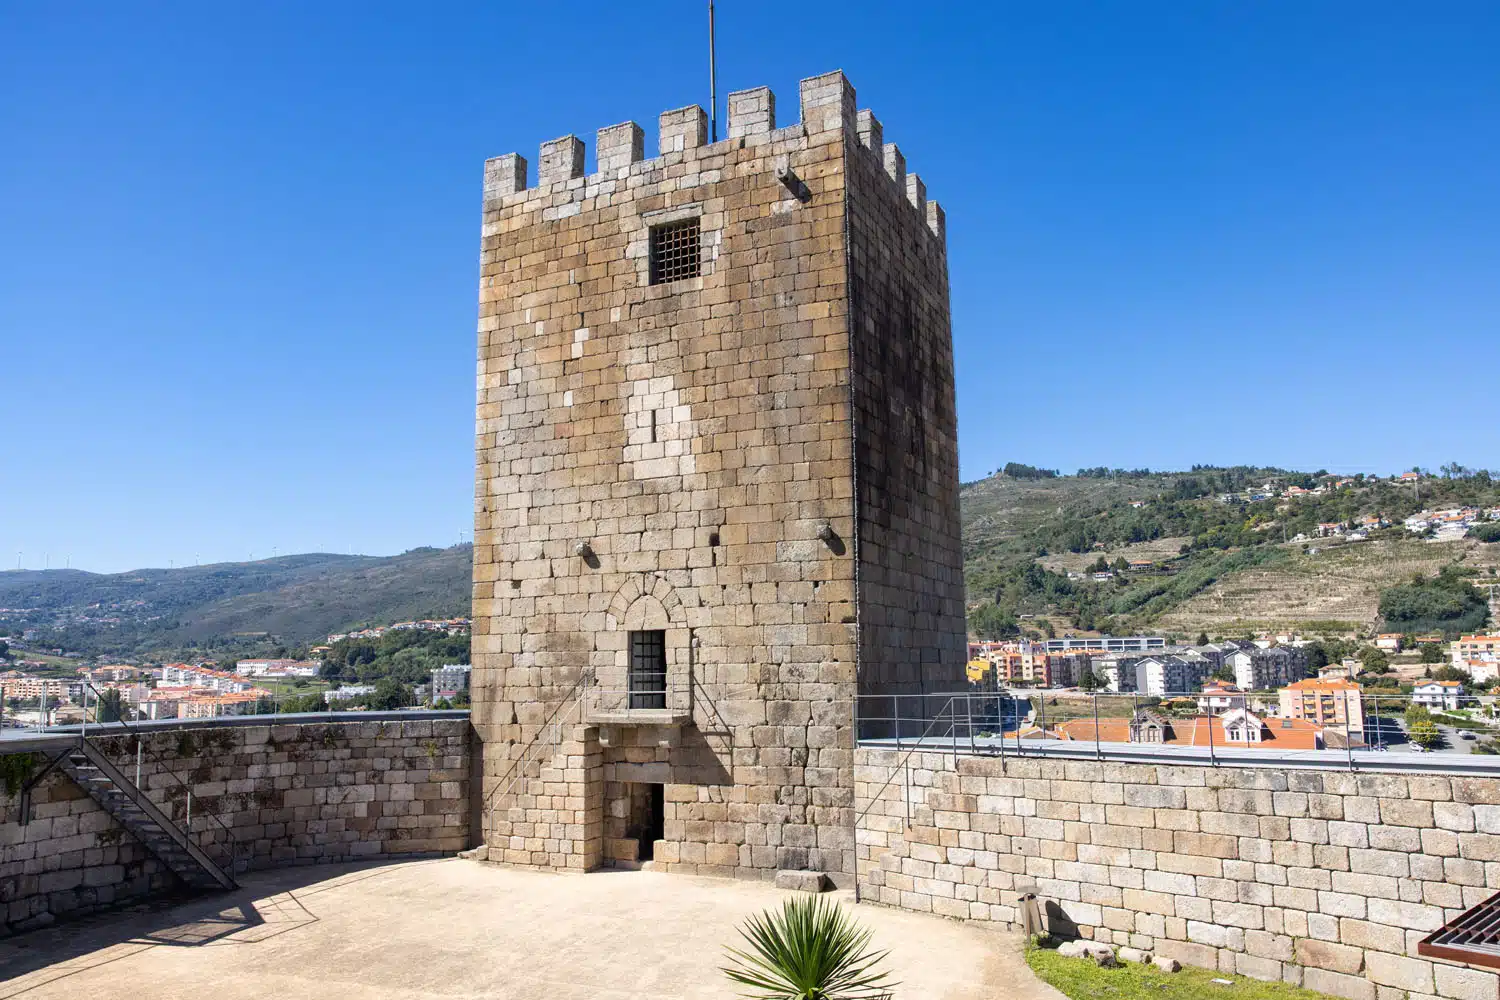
xmin=628 ymin=630 xmax=667 ymax=709
xmin=649 ymin=219 xmax=701 ymax=285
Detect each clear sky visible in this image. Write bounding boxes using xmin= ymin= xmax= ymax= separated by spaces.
xmin=2 ymin=3 xmax=1497 ymax=573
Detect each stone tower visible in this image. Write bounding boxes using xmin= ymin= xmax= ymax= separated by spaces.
xmin=472 ymin=70 xmax=964 ymax=882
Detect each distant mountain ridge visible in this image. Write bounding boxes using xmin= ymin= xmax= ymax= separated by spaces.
xmin=0 ymin=546 xmax=472 ymax=655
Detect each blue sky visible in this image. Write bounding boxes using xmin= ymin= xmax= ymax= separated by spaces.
xmin=2 ymin=3 xmax=1496 ymax=573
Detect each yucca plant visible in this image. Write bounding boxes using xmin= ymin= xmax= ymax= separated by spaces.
xmin=722 ymin=894 xmax=897 ymax=999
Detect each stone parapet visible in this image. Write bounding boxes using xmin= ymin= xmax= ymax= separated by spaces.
xmin=0 ymin=718 xmax=472 ymax=934
xmin=853 ymin=748 xmax=1500 ymax=1000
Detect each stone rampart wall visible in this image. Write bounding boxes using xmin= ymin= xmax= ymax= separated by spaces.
xmin=854 ymin=748 xmax=1500 ymax=1000
xmin=1 ymin=717 xmax=472 ymax=934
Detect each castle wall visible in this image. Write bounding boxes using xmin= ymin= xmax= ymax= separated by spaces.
xmin=854 ymin=747 xmax=1500 ymax=1000
xmin=844 ymin=110 xmax=966 ymax=699
xmin=0 ymin=718 xmax=470 ymax=934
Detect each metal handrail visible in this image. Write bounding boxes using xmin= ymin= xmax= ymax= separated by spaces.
xmin=853 ymin=694 xmax=960 ymax=830
xmin=79 ymin=679 xmax=241 ymax=877
xmin=482 ymin=671 xmax=591 ymax=837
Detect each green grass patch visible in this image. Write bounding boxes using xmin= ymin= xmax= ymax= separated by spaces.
xmin=1026 ymin=945 xmax=1341 ymax=1000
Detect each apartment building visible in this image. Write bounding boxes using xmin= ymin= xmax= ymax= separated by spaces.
xmin=1278 ymin=679 xmax=1365 ymax=737
xmin=1226 ymin=646 xmax=1308 ymax=691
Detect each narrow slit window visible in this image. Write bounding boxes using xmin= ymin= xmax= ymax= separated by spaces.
xmin=628 ymin=630 xmax=667 ymax=709
xmin=649 ymin=219 xmax=701 ymax=285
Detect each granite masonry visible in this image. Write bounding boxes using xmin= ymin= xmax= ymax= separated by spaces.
xmin=855 ymin=748 xmax=1500 ymax=1000
xmin=0 ymin=718 xmax=470 ymax=933
xmin=470 ymin=69 xmax=966 ymax=882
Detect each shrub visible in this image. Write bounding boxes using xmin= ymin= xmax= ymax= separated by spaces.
xmin=723 ymin=895 xmax=896 ymax=1000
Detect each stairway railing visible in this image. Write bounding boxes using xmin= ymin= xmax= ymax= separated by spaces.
xmin=71 ymin=739 xmax=236 ymax=889
xmin=482 ymin=671 xmax=591 ymax=846
xmin=78 ymin=679 xmax=241 ymax=883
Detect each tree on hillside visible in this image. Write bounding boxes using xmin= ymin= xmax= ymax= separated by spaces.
xmin=96 ymin=687 xmax=123 ymax=724
xmin=1361 ymin=648 xmax=1389 ymax=673
xmin=366 ymin=678 xmax=412 ymax=711
xmin=1420 ymin=642 xmax=1445 ymax=664
xmin=1196 ymin=633 xmax=1210 ymax=647
xmin=968 ymin=604 xmax=1017 ymax=640
xmin=1408 ymin=717 xmax=1441 ymax=749
xmin=1470 ymin=524 xmax=1500 ymax=543
xmin=1432 ymin=666 xmax=1474 ymax=686
xmin=1003 ymin=462 xmax=1058 ymax=480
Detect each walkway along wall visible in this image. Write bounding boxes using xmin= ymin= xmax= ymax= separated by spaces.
xmin=0 ymin=717 xmax=471 ymax=934
xmin=854 ymin=748 xmax=1500 ymax=1000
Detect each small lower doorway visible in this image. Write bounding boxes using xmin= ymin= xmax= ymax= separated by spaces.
xmin=626 ymin=782 xmax=665 ymax=862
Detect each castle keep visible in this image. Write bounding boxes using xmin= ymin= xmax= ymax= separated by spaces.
xmin=471 ymin=70 xmax=965 ymax=881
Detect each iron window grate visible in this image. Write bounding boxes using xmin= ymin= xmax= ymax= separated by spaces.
xmin=1419 ymin=890 xmax=1500 ymax=969
xmin=628 ymin=630 xmax=667 ymax=709
xmin=649 ymin=219 xmax=701 ymax=285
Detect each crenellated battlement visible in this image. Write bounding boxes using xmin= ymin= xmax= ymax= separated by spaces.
xmin=481 ymin=70 xmax=943 ymax=241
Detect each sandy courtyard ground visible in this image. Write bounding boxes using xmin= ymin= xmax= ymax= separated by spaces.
xmin=0 ymin=858 xmax=1059 ymax=1000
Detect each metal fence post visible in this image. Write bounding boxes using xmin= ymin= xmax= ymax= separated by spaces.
xmin=1094 ymin=692 xmax=1102 ymax=761
xmin=1208 ymin=699 xmax=1216 ymax=765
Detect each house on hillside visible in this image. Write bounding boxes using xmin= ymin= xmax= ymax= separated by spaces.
xmin=1197 ymin=681 xmax=1243 ymax=716
xmin=1412 ymin=680 xmax=1464 ymax=711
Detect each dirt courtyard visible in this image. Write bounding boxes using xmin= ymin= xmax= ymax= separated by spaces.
xmin=0 ymin=858 xmax=1058 ymax=999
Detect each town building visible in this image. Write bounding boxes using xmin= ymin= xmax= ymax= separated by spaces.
xmin=157 ymin=664 xmax=255 ymax=693
xmin=430 ymin=663 xmax=472 ymax=702
xmin=0 ymin=671 xmax=79 ymax=702
xmin=234 ymin=659 xmax=321 ymax=678
xmin=1455 ymin=635 xmax=1500 ymax=662
xmin=1054 ymin=710 xmax=1325 ymax=750
xmin=471 ymin=71 xmax=965 ymax=879
xmin=1278 ymin=679 xmax=1364 ymax=737
xmin=1225 ymin=645 xmax=1308 ymax=691
xmin=324 ymin=684 xmax=377 ymax=705
xmin=1041 ymin=635 xmax=1166 ymax=654
xmin=1197 ymin=681 xmax=1244 ymax=716
xmin=1136 ymin=653 xmax=1213 ymax=697
xmin=175 ymin=689 xmax=273 ymax=719
xmin=1411 ymin=680 xmax=1464 ymax=711
xmin=1374 ymin=633 xmax=1403 ymax=652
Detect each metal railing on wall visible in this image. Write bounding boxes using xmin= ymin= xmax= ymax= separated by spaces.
xmin=855 ymin=688 xmax=1500 ymax=774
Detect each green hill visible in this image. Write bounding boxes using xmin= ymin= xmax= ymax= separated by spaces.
xmin=5 ymin=464 xmax=1495 ymax=661
xmin=0 ymin=546 xmax=472 ymax=658
xmin=959 ymin=465 xmax=1499 ymax=638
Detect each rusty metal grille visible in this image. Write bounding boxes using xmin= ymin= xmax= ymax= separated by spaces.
xmin=628 ymin=630 xmax=667 ymax=709
xmin=1419 ymin=890 xmax=1500 ymax=969
xmin=649 ymin=219 xmax=700 ymax=284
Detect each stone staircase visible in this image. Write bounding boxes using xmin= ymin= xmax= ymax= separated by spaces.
xmin=55 ymin=741 xmax=236 ymax=892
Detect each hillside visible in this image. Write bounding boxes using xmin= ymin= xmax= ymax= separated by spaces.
xmin=3 ymin=465 xmax=1495 ymax=661
xmin=959 ymin=465 xmax=1499 ymax=638
xmin=0 ymin=546 xmax=472 ymax=657
xmin=1157 ymin=536 xmax=1500 ymax=633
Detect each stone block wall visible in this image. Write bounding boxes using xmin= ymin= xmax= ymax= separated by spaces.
xmin=0 ymin=717 xmax=471 ymax=934
xmin=854 ymin=748 xmax=1500 ymax=1000
xmin=845 ymin=104 xmax=965 ymax=697
xmin=472 ymin=69 xmax=964 ymax=882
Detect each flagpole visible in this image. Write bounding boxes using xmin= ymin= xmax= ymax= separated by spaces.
xmin=708 ymin=1 xmax=718 ymax=142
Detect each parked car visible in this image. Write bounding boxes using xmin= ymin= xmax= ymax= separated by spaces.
xmin=1461 ymin=732 xmax=1478 ymax=740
